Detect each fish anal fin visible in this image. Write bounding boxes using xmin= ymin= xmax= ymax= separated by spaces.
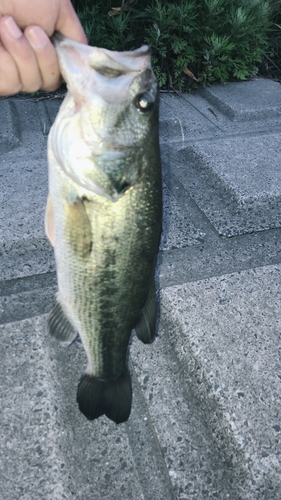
xmin=135 ymin=282 xmax=157 ymax=344
xmin=47 ymin=297 xmax=77 ymax=345
xmin=45 ymin=195 xmax=55 ymax=247
xmin=77 ymin=370 xmax=132 ymax=424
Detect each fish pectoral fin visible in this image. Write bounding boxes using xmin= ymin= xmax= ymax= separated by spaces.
xmin=45 ymin=195 xmax=55 ymax=246
xmin=66 ymin=197 xmax=92 ymax=259
xmin=47 ymin=297 xmax=77 ymax=345
xmin=77 ymin=370 xmax=132 ymax=424
xmin=135 ymin=282 xmax=157 ymax=344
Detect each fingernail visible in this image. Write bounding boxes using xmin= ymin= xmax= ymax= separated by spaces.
xmin=4 ymin=16 xmax=22 ymax=39
xmin=26 ymin=26 xmax=48 ymax=50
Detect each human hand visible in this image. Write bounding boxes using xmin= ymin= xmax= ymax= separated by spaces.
xmin=0 ymin=0 xmax=87 ymax=95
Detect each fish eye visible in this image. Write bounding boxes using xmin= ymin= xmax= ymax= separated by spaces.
xmin=135 ymin=93 xmax=154 ymax=113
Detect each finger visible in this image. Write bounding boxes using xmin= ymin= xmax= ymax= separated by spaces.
xmin=0 ymin=40 xmax=21 ymax=95
xmin=57 ymin=0 xmax=87 ymax=44
xmin=0 ymin=15 xmax=42 ymax=92
xmin=25 ymin=26 xmax=61 ymax=92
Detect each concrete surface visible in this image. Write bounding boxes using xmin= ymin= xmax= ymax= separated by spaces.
xmin=1 ymin=77 xmax=281 ymax=499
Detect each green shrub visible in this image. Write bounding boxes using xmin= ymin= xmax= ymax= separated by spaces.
xmin=71 ymin=0 xmax=272 ymax=90
xmin=262 ymin=0 xmax=281 ymax=77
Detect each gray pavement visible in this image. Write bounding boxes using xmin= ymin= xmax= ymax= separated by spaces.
xmin=0 ymin=77 xmax=281 ymax=499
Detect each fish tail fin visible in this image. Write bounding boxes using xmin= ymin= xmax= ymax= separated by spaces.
xmin=135 ymin=283 xmax=157 ymax=344
xmin=104 ymin=370 xmax=132 ymax=424
xmin=77 ymin=369 xmax=132 ymax=424
xmin=76 ymin=375 xmax=105 ymax=421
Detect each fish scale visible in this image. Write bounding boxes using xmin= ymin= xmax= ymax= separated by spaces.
xmin=46 ymin=33 xmax=162 ymax=424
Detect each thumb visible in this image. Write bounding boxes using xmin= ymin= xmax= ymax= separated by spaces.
xmin=55 ymin=0 xmax=87 ymax=44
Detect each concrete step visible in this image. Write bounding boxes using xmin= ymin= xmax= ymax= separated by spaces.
xmin=156 ymin=264 xmax=281 ymax=499
xmin=0 ymin=315 xmax=175 ymax=500
xmin=2 ymin=261 xmax=280 ymax=499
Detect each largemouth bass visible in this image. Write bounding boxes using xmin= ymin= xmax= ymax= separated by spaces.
xmin=45 ymin=34 xmax=162 ymax=424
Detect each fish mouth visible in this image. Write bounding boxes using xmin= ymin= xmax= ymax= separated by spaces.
xmin=51 ymin=33 xmax=154 ymax=105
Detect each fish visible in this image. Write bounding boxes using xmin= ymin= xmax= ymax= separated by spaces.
xmin=45 ymin=33 xmax=162 ymax=424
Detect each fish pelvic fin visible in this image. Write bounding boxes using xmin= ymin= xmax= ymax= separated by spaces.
xmin=135 ymin=282 xmax=157 ymax=344
xmin=47 ymin=297 xmax=77 ymax=345
xmin=77 ymin=369 xmax=132 ymax=425
xmin=45 ymin=195 xmax=55 ymax=246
